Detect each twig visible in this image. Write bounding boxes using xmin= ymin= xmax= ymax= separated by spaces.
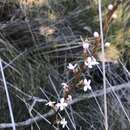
xmin=0 ymin=58 xmax=16 ymax=130
xmin=98 ymin=0 xmax=108 ymax=130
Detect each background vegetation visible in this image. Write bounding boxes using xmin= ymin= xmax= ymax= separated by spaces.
xmin=0 ymin=0 xmax=130 ymax=130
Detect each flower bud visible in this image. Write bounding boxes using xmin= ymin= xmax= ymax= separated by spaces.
xmin=108 ymin=4 xmax=113 ymax=10
xmin=93 ymin=32 xmax=99 ymax=38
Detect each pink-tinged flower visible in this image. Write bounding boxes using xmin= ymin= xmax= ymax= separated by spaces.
xmin=108 ymin=4 xmax=113 ymax=10
xmin=61 ymin=83 xmax=69 ymax=89
xmin=93 ymin=32 xmax=99 ymax=38
xmin=84 ymin=57 xmax=99 ymax=68
xmin=67 ymin=63 xmax=77 ymax=71
xmin=82 ymin=40 xmax=89 ymax=49
xmin=60 ymin=118 xmax=67 ymax=128
xmin=56 ymin=98 xmax=68 ymax=111
xmin=45 ymin=101 xmax=55 ymax=107
xmin=83 ymin=79 xmax=91 ymax=91
xmin=66 ymin=95 xmax=72 ymax=102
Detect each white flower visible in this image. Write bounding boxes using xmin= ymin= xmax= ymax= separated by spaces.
xmin=45 ymin=101 xmax=55 ymax=107
xmin=60 ymin=118 xmax=67 ymax=128
xmin=112 ymin=13 xmax=117 ymax=19
xmin=93 ymin=32 xmax=99 ymax=38
xmin=83 ymin=40 xmax=89 ymax=49
xmin=61 ymin=83 xmax=69 ymax=89
xmin=84 ymin=57 xmax=99 ymax=68
xmin=105 ymin=42 xmax=111 ymax=47
xmin=67 ymin=63 xmax=77 ymax=71
xmin=66 ymin=95 xmax=72 ymax=102
xmin=56 ymin=98 xmax=68 ymax=111
xmin=108 ymin=4 xmax=113 ymax=10
xmin=83 ymin=79 xmax=91 ymax=91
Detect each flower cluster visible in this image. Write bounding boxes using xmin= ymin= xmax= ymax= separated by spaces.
xmin=45 ymin=97 xmax=68 ymax=128
xmin=43 ymin=2 xmax=119 ymax=128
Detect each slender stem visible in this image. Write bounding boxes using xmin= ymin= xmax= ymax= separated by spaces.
xmin=0 ymin=58 xmax=16 ymax=130
xmin=98 ymin=1 xmax=108 ymax=130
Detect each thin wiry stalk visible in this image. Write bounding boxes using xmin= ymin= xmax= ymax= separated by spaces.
xmin=49 ymin=75 xmax=60 ymax=100
xmin=97 ymin=65 xmax=130 ymax=123
xmin=91 ymin=90 xmax=104 ymax=117
xmin=24 ymin=101 xmax=41 ymax=130
xmin=0 ymin=77 xmax=47 ymax=103
xmin=98 ymin=0 xmax=108 ymax=130
xmin=81 ymin=69 xmax=104 ymax=121
xmin=119 ymin=60 xmax=130 ymax=77
xmin=0 ymin=82 xmax=129 ymax=129
xmin=64 ymin=108 xmax=76 ymax=130
xmin=2 ymin=60 xmax=20 ymax=74
xmin=104 ymin=75 xmax=130 ymax=123
xmin=17 ymin=94 xmax=58 ymax=130
xmin=40 ymin=88 xmax=50 ymax=100
xmin=69 ymin=106 xmax=76 ymax=127
xmin=3 ymin=51 xmax=25 ymax=70
xmin=0 ymin=58 xmax=16 ymax=130
xmin=73 ymin=110 xmax=92 ymax=127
